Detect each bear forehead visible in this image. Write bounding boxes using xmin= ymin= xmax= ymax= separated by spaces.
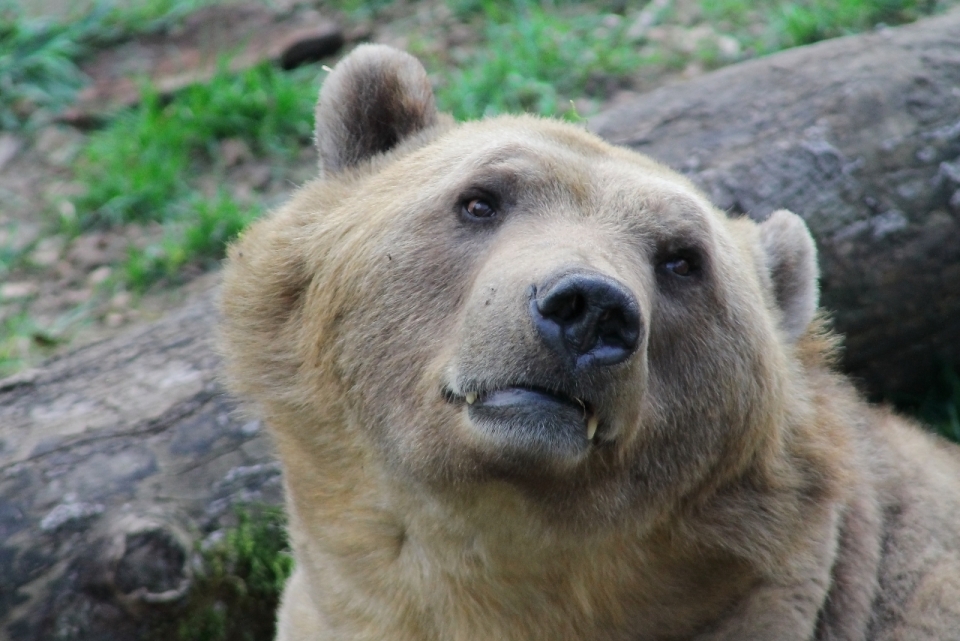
xmin=375 ymin=115 xmax=722 ymax=231
xmin=373 ymin=116 xmax=727 ymax=246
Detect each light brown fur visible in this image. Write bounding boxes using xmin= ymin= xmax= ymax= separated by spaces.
xmin=219 ymin=45 xmax=960 ymax=640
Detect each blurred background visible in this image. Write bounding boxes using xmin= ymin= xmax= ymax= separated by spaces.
xmin=2 ymin=0 xmax=955 ymax=376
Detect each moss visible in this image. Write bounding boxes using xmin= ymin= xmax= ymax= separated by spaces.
xmin=154 ymin=507 xmax=293 ymax=641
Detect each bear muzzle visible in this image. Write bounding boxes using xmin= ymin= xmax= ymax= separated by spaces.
xmin=443 ymin=269 xmax=642 ymax=466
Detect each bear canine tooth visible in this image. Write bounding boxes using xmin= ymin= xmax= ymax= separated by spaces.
xmin=587 ymin=416 xmax=599 ymax=441
xmin=465 ymin=392 xmax=477 ymax=405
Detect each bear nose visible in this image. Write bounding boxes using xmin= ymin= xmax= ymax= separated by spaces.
xmin=530 ymin=271 xmax=641 ymax=369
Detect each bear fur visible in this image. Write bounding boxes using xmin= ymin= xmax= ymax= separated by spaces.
xmin=219 ymin=44 xmax=960 ymax=641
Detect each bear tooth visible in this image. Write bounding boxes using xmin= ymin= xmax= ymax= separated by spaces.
xmin=587 ymin=416 xmax=598 ymax=441
xmin=465 ymin=392 xmax=477 ymax=405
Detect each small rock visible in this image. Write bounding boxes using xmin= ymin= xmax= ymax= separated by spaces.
xmin=105 ymin=312 xmax=126 ymax=328
xmin=247 ymin=164 xmax=272 ymax=189
xmin=219 ymin=138 xmax=252 ymax=167
xmin=916 ymin=146 xmax=938 ymax=163
xmin=110 ymin=291 xmax=133 ymax=309
xmin=1 ymin=282 xmax=38 ymax=300
xmin=601 ymin=14 xmax=623 ymax=29
xmin=276 ymin=22 xmax=345 ymax=70
xmin=67 ymin=234 xmax=111 ymax=269
xmin=0 ymin=134 xmax=22 ymax=173
xmin=62 ymin=288 xmax=93 ymax=305
xmin=87 ymin=265 xmax=113 ymax=286
xmin=940 ymin=160 xmax=960 ymax=185
xmin=240 ymin=420 xmax=261 ymax=436
xmin=627 ymin=0 xmax=671 ymax=41
xmin=715 ymin=34 xmax=741 ymax=60
xmin=57 ymin=200 xmax=77 ymax=222
xmin=444 ymin=24 xmax=474 ymax=50
xmin=31 ymin=236 xmax=66 ymax=267
xmin=0 ymin=222 xmax=41 ymax=254
xmin=871 ymin=210 xmax=908 ymax=240
xmin=40 ymin=501 xmax=105 ymax=532
xmin=950 ymin=189 xmax=960 ymax=212
xmin=34 ymin=126 xmax=84 ymax=167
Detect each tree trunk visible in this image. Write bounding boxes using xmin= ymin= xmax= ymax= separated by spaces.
xmin=591 ymin=9 xmax=960 ymax=399
xmin=0 ymin=291 xmax=282 ymax=641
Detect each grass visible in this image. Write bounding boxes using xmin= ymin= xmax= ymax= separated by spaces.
xmin=73 ymin=62 xmax=316 ymax=230
xmin=67 ymin=61 xmax=319 ymax=290
xmin=427 ymin=0 xmax=948 ymax=121
xmin=327 ymin=0 xmax=398 ymax=16
xmin=770 ymin=0 xmax=939 ymax=47
xmin=699 ymin=0 xmax=942 ymax=53
xmin=154 ymin=507 xmax=293 ymax=641
xmin=0 ymin=0 xmax=214 ymax=131
xmin=0 ymin=308 xmax=66 ymax=377
xmin=122 ymin=192 xmax=258 ymax=291
xmin=427 ymin=1 xmax=644 ymax=120
xmin=0 ymin=312 xmax=35 ymax=377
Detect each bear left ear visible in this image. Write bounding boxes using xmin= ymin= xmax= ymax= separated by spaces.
xmin=758 ymin=210 xmax=819 ymax=343
xmin=315 ymin=44 xmax=439 ymax=175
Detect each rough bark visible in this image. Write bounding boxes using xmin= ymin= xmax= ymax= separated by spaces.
xmin=591 ymin=9 xmax=960 ymax=399
xmin=0 ymin=291 xmax=282 ymax=641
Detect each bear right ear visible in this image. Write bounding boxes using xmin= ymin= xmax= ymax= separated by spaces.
xmin=758 ymin=209 xmax=820 ymax=343
xmin=315 ymin=44 xmax=439 ymax=176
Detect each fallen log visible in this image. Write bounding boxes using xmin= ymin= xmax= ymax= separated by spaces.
xmin=0 ymin=291 xmax=282 ymax=641
xmin=591 ymin=8 xmax=960 ymax=399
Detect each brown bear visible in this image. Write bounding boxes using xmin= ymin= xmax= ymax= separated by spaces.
xmin=219 ymin=44 xmax=960 ymax=641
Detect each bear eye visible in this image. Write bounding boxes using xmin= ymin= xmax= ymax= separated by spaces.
xmin=462 ymin=198 xmax=497 ymax=220
xmin=666 ymin=258 xmax=691 ymax=276
xmin=657 ymin=250 xmax=702 ymax=279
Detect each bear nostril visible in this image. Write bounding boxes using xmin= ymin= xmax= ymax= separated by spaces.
xmin=543 ymin=291 xmax=586 ymax=323
xmin=532 ymin=272 xmax=641 ymax=369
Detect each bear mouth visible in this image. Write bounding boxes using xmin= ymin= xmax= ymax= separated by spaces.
xmin=444 ymin=385 xmax=601 ymax=459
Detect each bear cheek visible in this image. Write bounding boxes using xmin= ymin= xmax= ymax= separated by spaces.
xmin=642 ymin=277 xmax=787 ymax=477
xmin=327 ymin=263 xmax=476 ymax=465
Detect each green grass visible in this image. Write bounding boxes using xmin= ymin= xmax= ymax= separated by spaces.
xmin=0 ymin=312 xmax=34 ymax=377
xmin=122 ymin=192 xmax=258 ymax=291
xmin=428 ymin=1 xmax=643 ymax=120
xmin=772 ymin=0 xmax=938 ymax=47
xmin=0 ymin=233 xmax=26 ymax=277
xmin=326 ymin=0 xmax=397 ymax=16
xmin=155 ymin=507 xmax=293 ymax=641
xmin=0 ymin=4 xmax=86 ymax=130
xmin=73 ymin=62 xmax=316 ymax=230
xmin=67 ymin=61 xmax=318 ymax=290
xmin=700 ymin=0 xmax=941 ymax=53
xmin=0 ymin=310 xmax=65 ymax=377
xmin=0 ymin=0 xmax=214 ymax=131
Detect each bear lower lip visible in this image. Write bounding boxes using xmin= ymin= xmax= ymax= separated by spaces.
xmin=464 ymin=386 xmax=595 ymax=461
xmin=475 ymin=387 xmax=584 ymax=413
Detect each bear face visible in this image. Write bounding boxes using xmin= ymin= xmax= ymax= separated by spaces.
xmin=221 ymin=46 xmax=905 ymax=641
xmin=224 ymin=46 xmax=817 ymax=526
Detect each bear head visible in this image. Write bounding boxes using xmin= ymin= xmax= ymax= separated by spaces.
xmin=221 ymin=45 xmax=820 ymax=528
